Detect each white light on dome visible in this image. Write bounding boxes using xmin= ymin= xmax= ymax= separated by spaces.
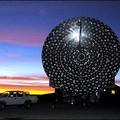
xmin=68 ymin=27 xmax=87 ymax=42
xmin=71 ymin=29 xmax=80 ymax=41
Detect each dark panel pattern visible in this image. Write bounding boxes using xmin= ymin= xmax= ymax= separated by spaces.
xmin=42 ymin=17 xmax=120 ymax=96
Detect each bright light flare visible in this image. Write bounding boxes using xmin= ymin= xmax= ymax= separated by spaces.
xmin=68 ymin=27 xmax=80 ymax=41
xmin=70 ymin=28 xmax=80 ymax=41
xmin=67 ymin=25 xmax=87 ymax=42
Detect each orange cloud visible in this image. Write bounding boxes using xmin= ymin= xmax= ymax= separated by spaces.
xmin=0 ymin=85 xmax=55 ymax=95
xmin=0 ymin=76 xmax=55 ymax=95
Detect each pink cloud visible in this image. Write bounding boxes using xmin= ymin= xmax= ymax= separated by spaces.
xmin=7 ymin=53 xmax=20 ymax=57
xmin=0 ymin=76 xmax=49 ymax=86
xmin=115 ymin=81 xmax=120 ymax=86
xmin=0 ymin=76 xmax=49 ymax=81
xmin=0 ymin=76 xmax=55 ymax=95
xmin=0 ymin=29 xmax=47 ymax=46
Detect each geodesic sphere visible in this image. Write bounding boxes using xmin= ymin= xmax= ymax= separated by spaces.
xmin=42 ymin=17 xmax=120 ymax=95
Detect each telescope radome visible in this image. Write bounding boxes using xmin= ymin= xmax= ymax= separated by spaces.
xmin=42 ymin=17 xmax=120 ymax=96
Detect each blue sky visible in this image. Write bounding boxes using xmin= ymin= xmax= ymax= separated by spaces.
xmin=0 ymin=1 xmax=119 ymax=80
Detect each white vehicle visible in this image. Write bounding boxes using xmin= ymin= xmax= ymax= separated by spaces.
xmin=0 ymin=91 xmax=38 ymax=110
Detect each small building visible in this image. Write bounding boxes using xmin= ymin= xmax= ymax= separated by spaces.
xmin=100 ymin=84 xmax=120 ymax=105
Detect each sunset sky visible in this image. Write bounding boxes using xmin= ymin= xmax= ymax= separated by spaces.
xmin=0 ymin=1 xmax=120 ymax=94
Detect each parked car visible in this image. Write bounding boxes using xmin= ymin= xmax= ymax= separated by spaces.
xmin=0 ymin=90 xmax=38 ymax=110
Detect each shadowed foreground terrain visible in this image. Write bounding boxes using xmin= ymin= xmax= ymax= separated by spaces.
xmin=0 ymin=93 xmax=120 ymax=120
xmin=0 ymin=102 xmax=120 ymax=120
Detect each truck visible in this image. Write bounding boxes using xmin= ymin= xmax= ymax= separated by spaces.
xmin=0 ymin=90 xmax=38 ymax=110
